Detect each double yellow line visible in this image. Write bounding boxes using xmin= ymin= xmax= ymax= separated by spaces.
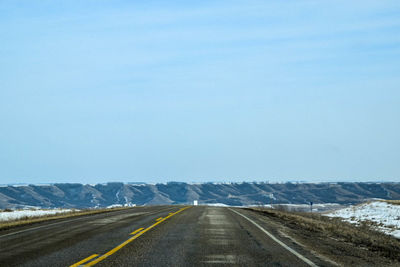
xmin=70 ymin=206 xmax=190 ymax=267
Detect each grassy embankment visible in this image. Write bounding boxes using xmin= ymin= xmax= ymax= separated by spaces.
xmin=0 ymin=207 xmax=131 ymax=231
xmin=249 ymin=205 xmax=400 ymax=263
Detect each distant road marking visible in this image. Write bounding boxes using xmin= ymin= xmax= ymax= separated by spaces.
xmin=130 ymin=227 xmax=144 ymax=235
xmin=156 ymin=217 xmax=163 ymax=221
xmin=69 ymin=254 xmax=98 ymax=267
xmin=70 ymin=206 xmax=190 ymax=267
xmin=229 ymin=208 xmax=318 ymax=267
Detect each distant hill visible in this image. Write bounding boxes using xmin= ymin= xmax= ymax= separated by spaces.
xmin=0 ymin=182 xmax=399 ymax=209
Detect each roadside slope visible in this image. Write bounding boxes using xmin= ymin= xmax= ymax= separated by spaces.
xmin=247 ymin=207 xmax=400 ymax=266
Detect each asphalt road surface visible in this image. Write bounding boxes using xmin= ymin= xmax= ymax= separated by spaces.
xmin=0 ymin=206 xmax=331 ymax=266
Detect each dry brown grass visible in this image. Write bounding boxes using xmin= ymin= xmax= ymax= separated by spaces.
xmin=381 ymin=200 xmax=400 ymax=205
xmin=248 ymin=207 xmax=400 ymax=262
xmin=0 ymin=207 xmax=131 ymax=231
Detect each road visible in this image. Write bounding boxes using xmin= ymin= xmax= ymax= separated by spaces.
xmin=0 ymin=206 xmax=331 ymax=266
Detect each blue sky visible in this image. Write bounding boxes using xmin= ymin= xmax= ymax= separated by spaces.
xmin=1 ymin=0 xmax=399 ymax=184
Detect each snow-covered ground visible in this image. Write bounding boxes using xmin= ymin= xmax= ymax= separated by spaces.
xmin=270 ymin=203 xmax=342 ymax=212
xmin=106 ymin=203 xmax=136 ymax=208
xmin=205 ymin=203 xmax=230 ymax=207
xmin=0 ymin=209 xmax=74 ymax=222
xmin=325 ymin=201 xmax=400 ymax=239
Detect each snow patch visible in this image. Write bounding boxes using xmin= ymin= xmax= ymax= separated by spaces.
xmin=272 ymin=203 xmax=342 ymax=212
xmin=115 ymin=190 xmax=120 ymax=202
xmin=106 ymin=204 xmax=123 ymax=208
xmin=106 ymin=203 xmax=136 ymax=209
xmin=206 ymin=203 xmax=230 ymax=207
xmin=0 ymin=209 xmax=74 ymax=222
xmin=325 ymin=201 xmax=400 ymax=239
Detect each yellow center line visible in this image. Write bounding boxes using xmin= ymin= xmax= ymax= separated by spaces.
xmin=70 ymin=206 xmax=190 ymax=267
xmin=156 ymin=217 xmax=163 ymax=221
xmin=130 ymin=227 xmax=144 ymax=235
xmin=70 ymin=254 xmax=99 ymax=267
